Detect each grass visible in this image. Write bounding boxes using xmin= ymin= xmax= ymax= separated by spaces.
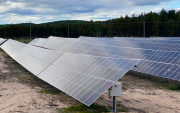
xmin=167 ymin=84 xmax=180 ymax=91
xmin=18 ymin=38 xmax=34 ymax=43
xmin=57 ymin=103 xmax=129 ymax=113
xmin=128 ymin=72 xmax=180 ymax=92
xmin=151 ymin=80 xmax=180 ymax=91
xmin=3 ymin=37 xmax=34 ymax=44
xmin=40 ymin=88 xmax=62 ymax=95
xmin=0 ymin=48 xmax=3 ymax=51
xmin=57 ymin=104 xmax=110 ymax=113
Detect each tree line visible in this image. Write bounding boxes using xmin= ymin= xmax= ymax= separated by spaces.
xmin=1 ymin=9 xmax=180 ymax=39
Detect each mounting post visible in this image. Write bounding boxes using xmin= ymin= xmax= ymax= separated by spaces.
xmin=98 ymin=83 xmax=121 ymax=112
xmin=98 ymin=96 xmax=118 ymax=113
xmin=165 ymin=78 xmax=169 ymax=82
xmin=30 ymin=21 xmax=31 ymax=39
xmin=68 ymin=23 xmax=69 ymax=38
xmin=98 ymin=98 xmax=112 ymax=112
xmin=113 ymin=96 xmax=116 ymax=112
xmin=143 ymin=21 xmax=145 ymax=37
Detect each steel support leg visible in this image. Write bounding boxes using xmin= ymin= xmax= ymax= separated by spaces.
xmin=113 ymin=96 xmax=116 ymax=112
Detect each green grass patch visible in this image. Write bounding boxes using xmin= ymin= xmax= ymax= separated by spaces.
xmin=151 ymin=82 xmax=165 ymax=88
xmin=57 ymin=104 xmax=110 ymax=113
xmin=167 ymin=84 xmax=180 ymax=91
xmin=3 ymin=54 xmax=11 ymax=59
xmin=0 ymin=48 xmax=3 ymax=51
xmin=147 ymin=79 xmax=180 ymax=91
xmin=40 ymin=88 xmax=61 ymax=95
xmin=151 ymin=80 xmax=180 ymax=91
xmin=18 ymin=38 xmax=34 ymax=43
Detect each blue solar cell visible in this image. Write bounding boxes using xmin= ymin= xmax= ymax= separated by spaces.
xmin=168 ymin=72 xmax=178 ymax=79
xmin=157 ymin=70 xmax=167 ymax=76
xmin=165 ymin=58 xmax=174 ymax=63
xmin=170 ymin=66 xmax=179 ymax=72
xmin=174 ymin=74 xmax=180 ymax=80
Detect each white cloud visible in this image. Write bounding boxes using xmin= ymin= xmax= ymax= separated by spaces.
xmin=0 ymin=0 xmax=179 ymax=24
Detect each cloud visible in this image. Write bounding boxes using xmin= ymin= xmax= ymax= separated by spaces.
xmin=131 ymin=0 xmax=170 ymax=6
xmin=0 ymin=0 xmax=178 ymax=24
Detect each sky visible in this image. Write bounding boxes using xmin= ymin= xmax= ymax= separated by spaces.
xmin=0 ymin=0 xmax=180 ymax=24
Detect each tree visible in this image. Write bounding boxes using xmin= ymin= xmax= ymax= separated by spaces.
xmin=168 ymin=19 xmax=175 ymax=36
xmin=89 ymin=30 xmax=94 ymax=37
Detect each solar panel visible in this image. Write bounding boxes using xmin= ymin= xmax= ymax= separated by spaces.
xmin=113 ymin=37 xmax=180 ymax=45
xmin=75 ymin=37 xmax=180 ymax=81
xmin=150 ymin=37 xmax=180 ymax=40
xmin=0 ymin=38 xmax=7 ymax=46
xmin=29 ymin=36 xmax=78 ymax=50
xmin=163 ymin=63 xmax=180 ymax=80
xmin=41 ymin=39 xmax=64 ymax=50
xmin=31 ymin=38 xmax=47 ymax=47
xmin=28 ymin=38 xmax=40 ymax=45
xmin=23 ymin=36 xmax=180 ymax=83
xmin=1 ymin=39 xmax=27 ymax=62
xmin=1 ymin=39 xmax=64 ymax=75
xmin=3 ymin=36 xmax=180 ymax=107
xmin=111 ymin=37 xmax=180 ymax=78
xmin=48 ymin=36 xmax=65 ymax=39
xmin=79 ymin=36 xmax=111 ymax=39
xmin=28 ymin=36 xmax=180 ymax=81
xmin=38 ymin=53 xmax=139 ymax=106
xmin=1 ymin=39 xmax=139 ymax=106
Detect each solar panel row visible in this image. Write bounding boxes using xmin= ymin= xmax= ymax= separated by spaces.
xmin=67 ymin=37 xmax=180 ymax=53
xmin=1 ymin=39 xmax=139 ymax=106
xmin=1 ymin=39 xmax=64 ymax=75
xmin=78 ymin=37 xmax=180 ymax=52
xmin=35 ymin=36 xmax=180 ymax=81
xmin=30 ymin=37 xmax=180 ymax=62
xmin=150 ymin=37 xmax=180 ymax=40
xmin=2 ymin=35 xmax=180 ymax=107
xmin=114 ymin=37 xmax=180 ymax=81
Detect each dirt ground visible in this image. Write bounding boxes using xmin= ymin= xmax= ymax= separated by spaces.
xmin=0 ymin=50 xmax=180 ymax=113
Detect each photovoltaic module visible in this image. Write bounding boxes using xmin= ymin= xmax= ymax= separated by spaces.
xmin=1 ymin=39 xmax=139 ymax=106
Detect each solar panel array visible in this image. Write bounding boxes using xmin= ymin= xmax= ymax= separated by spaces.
xmin=1 ymin=39 xmax=139 ymax=106
xmin=88 ymin=37 xmax=180 ymax=81
xmin=29 ymin=36 xmax=180 ymax=81
xmin=3 ymin=36 xmax=180 ymax=106
xmin=113 ymin=37 xmax=180 ymax=81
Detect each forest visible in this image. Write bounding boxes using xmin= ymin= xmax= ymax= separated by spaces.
xmin=0 ymin=9 xmax=180 ymax=39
